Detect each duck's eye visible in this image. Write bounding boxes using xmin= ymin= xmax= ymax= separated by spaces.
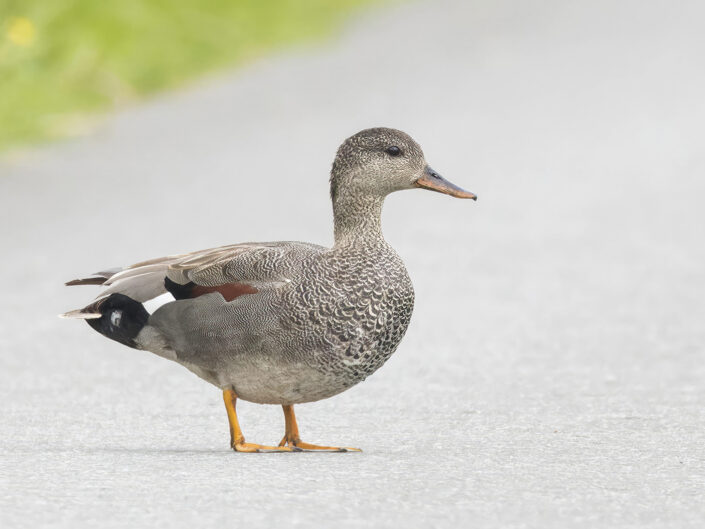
xmin=385 ymin=146 xmax=402 ymax=157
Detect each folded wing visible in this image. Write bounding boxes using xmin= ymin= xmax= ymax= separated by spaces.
xmin=63 ymin=241 xmax=324 ymax=317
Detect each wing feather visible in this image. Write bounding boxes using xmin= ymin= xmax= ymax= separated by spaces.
xmin=65 ymin=241 xmax=324 ymax=312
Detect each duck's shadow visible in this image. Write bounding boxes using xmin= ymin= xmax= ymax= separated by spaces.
xmin=24 ymin=446 xmax=229 ymax=456
xmin=32 ymin=446 xmax=349 ymax=456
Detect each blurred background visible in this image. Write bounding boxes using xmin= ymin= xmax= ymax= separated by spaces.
xmin=1 ymin=1 xmax=704 ymax=528
xmin=0 ymin=0 xmax=376 ymax=151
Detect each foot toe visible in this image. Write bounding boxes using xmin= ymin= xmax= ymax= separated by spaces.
xmin=293 ymin=441 xmax=362 ymax=452
xmin=232 ymin=442 xmax=297 ymax=453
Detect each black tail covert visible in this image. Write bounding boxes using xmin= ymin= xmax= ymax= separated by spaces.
xmin=87 ymin=293 xmax=149 ymax=349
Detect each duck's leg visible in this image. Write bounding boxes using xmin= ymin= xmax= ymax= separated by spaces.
xmin=222 ymin=390 xmax=296 ymax=453
xmin=278 ymin=404 xmax=362 ymax=452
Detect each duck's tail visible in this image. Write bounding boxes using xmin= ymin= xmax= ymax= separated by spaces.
xmin=61 ymin=272 xmax=117 ymax=319
xmin=62 ymin=263 xmax=169 ymax=347
xmin=61 ymin=256 xmax=183 ymax=318
xmin=62 ymin=293 xmax=150 ymax=349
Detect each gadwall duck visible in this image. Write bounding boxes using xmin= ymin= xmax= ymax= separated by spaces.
xmin=63 ymin=128 xmax=476 ymax=452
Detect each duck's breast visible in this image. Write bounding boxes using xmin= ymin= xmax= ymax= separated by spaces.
xmin=282 ymin=245 xmax=415 ymax=384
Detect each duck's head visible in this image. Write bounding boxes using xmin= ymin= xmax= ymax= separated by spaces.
xmin=330 ymin=127 xmax=476 ymax=203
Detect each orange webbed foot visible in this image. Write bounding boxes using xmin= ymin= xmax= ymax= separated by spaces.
xmin=279 ymin=404 xmax=362 ymax=452
xmin=279 ymin=436 xmax=361 ymax=452
xmin=232 ymin=441 xmax=300 ymax=453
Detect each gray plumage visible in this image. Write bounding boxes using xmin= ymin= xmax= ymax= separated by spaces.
xmin=65 ymin=128 xmax=476 ymax=407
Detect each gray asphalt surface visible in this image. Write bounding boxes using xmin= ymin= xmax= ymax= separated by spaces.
xmin=1 ymin=0 xmax=704 ymax=527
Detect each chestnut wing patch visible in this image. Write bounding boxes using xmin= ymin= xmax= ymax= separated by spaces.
xmin=164 ymin=276 xmax=257 ymax=302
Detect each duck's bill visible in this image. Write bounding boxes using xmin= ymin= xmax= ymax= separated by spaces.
xmin=415 ymin=166 xmax=477 ymax=200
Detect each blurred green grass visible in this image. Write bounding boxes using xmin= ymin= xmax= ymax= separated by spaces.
xmin=0 ymin=0 xmax=378 ymax=152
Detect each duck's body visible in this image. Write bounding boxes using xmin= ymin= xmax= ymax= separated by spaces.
xmin=64 ymin=128 xmax=475 ymax=452
xmin=146 ymin=237 xmax=413 ymax=405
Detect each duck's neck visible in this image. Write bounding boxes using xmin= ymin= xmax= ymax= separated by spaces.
xmin=332 ymin=192 xmax=385 ymax=247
